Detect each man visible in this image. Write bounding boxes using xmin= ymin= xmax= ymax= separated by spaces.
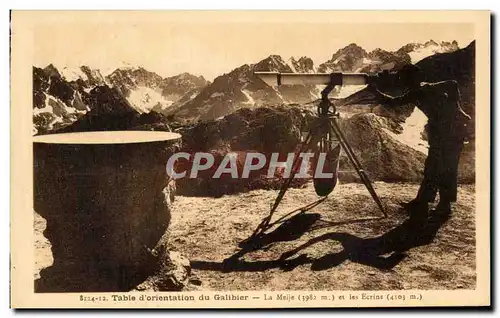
xmin=367 ymin=65 xmax=471 ymax=217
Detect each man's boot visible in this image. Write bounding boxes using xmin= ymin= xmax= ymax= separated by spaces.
xmin=401 ymin=199 xmax=429 ymax=219
xmin=434 ymin=200 xmax=452 ymax=217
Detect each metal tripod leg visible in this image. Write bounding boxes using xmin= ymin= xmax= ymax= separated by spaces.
xmin=250 ymin=118 xmax=325 ymax=238
xmin=328 ymin=118 xmax=387 ymax=217
xmin=249 ymin=114 xmax=387 ymax=239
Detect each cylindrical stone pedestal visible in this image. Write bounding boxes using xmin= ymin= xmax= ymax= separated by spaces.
xmin=33 ymin=131 xmax=181 ymax=292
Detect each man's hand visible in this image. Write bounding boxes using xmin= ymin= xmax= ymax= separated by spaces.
xmin=366 ymin=84 xmax=393 ymax=106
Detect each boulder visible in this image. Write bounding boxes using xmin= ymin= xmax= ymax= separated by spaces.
xmin=134 ymin=250 xmax=192 ymax=291
xmin=176 ymin=107 xmax=314 ymax=196
xmin=337 ymin=113 xmax=426 ymax=182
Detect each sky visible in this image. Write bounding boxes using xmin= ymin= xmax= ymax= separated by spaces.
xmin=34 ymin=21 xmax=474 ymax=81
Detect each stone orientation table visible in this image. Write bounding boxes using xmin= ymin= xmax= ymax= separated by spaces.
xmin=33 ymin=131 xmax=181 ymax=292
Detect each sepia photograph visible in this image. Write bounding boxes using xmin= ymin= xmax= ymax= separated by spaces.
xmin=10 ymin=10 xmax=490 ymax=308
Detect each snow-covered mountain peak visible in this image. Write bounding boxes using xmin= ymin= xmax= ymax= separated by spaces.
xmin=288 ymin=56 xmax=316 ymax=73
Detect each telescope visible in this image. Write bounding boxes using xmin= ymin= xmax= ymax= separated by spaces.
xmin=255 ymin=71 xmax=385 ymax=116
xmin=254 ymin=71 xmax=371 ymax=87
xmin=248 ymin=70 xmax=388 ymax=239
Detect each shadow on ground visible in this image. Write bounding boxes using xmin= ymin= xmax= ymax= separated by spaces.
xmin=190 ymin=205 xmax=452 ymax=273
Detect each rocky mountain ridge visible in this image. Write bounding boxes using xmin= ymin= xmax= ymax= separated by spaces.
xmin=33 ymin=40 xmax=475 ymax=192
xmin=33 ymin=64 xmax=208 ymax=134
xmin=33 ymin=39 xmax=464 ymax=135
xmin=166 ymin=40 xmax=461 ymax=121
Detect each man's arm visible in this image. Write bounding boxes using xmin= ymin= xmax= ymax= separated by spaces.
xmin=447 ymin=80 xmax=472 ymax=120
xmin=366 ymin=84 xmax=419 ymax=107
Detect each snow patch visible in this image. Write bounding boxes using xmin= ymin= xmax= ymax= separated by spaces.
xmin=270 ymin=55 xmax=284 ymax=69
xmin=408 ymin=45 xmax=447 ymax=63
xmin=355 ymin=58 xmax=379 ymax=72
xmin=332 ymin=85 xmax=367 ymax=99
xmin=272 ymin=86 xmax=286 ymax=103
xmin=60 ymin=67 xmax=88 ymax=82
xmin=64 ymin=105 xmax=77 ymax=114
xmin=40 ymin=115 xmax=64 ymax=131
xmin=241 ymin=90 xmax=255 ymax=106
xmin=383 ymin=107 xmax=428 ymax=154
xmin=210 ymin=92 xmax=225 ymax=98
xmin=362 ymin=57 xmax=374 ymax=64
xmin=332 ymin=55 xmax=344 ymax=64
xmin=310 ymin=87 xmax=321 ymax=100
xmin=33 ymin=100 xmax=54 ymax=116
xmin=287 ymin=58 xmax=297 ymax=73
xmin=380 ymin=62 xmax=396 ymax=71
xmin=127 ymin=86 xmax=174 ymax=113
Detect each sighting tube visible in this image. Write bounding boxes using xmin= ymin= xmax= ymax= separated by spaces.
xmin=254 ymin=72 xmax=369 ymax=86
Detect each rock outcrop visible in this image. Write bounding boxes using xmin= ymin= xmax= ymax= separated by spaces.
xmin=33 ymin=133 xmax=180 ymax=292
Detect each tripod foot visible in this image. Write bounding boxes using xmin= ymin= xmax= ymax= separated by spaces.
xmin=248 ymin=215 xmax=272 ymax=238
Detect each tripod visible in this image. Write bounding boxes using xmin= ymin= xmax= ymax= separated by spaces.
xmin=249 ymin=73 xmax=387 ymax=239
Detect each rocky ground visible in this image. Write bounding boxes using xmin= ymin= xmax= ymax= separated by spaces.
xmin=35 ymin=181 xmax=476 ymax=291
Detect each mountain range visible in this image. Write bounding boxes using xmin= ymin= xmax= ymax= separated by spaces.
xmin=33 ymin=65 xmax=208 ymax=134
xmin=33 ymin=40 xmax=460 ymax=134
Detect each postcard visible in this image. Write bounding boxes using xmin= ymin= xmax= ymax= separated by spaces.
xmin=10 ymin=10 xmax=490 ymax=308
